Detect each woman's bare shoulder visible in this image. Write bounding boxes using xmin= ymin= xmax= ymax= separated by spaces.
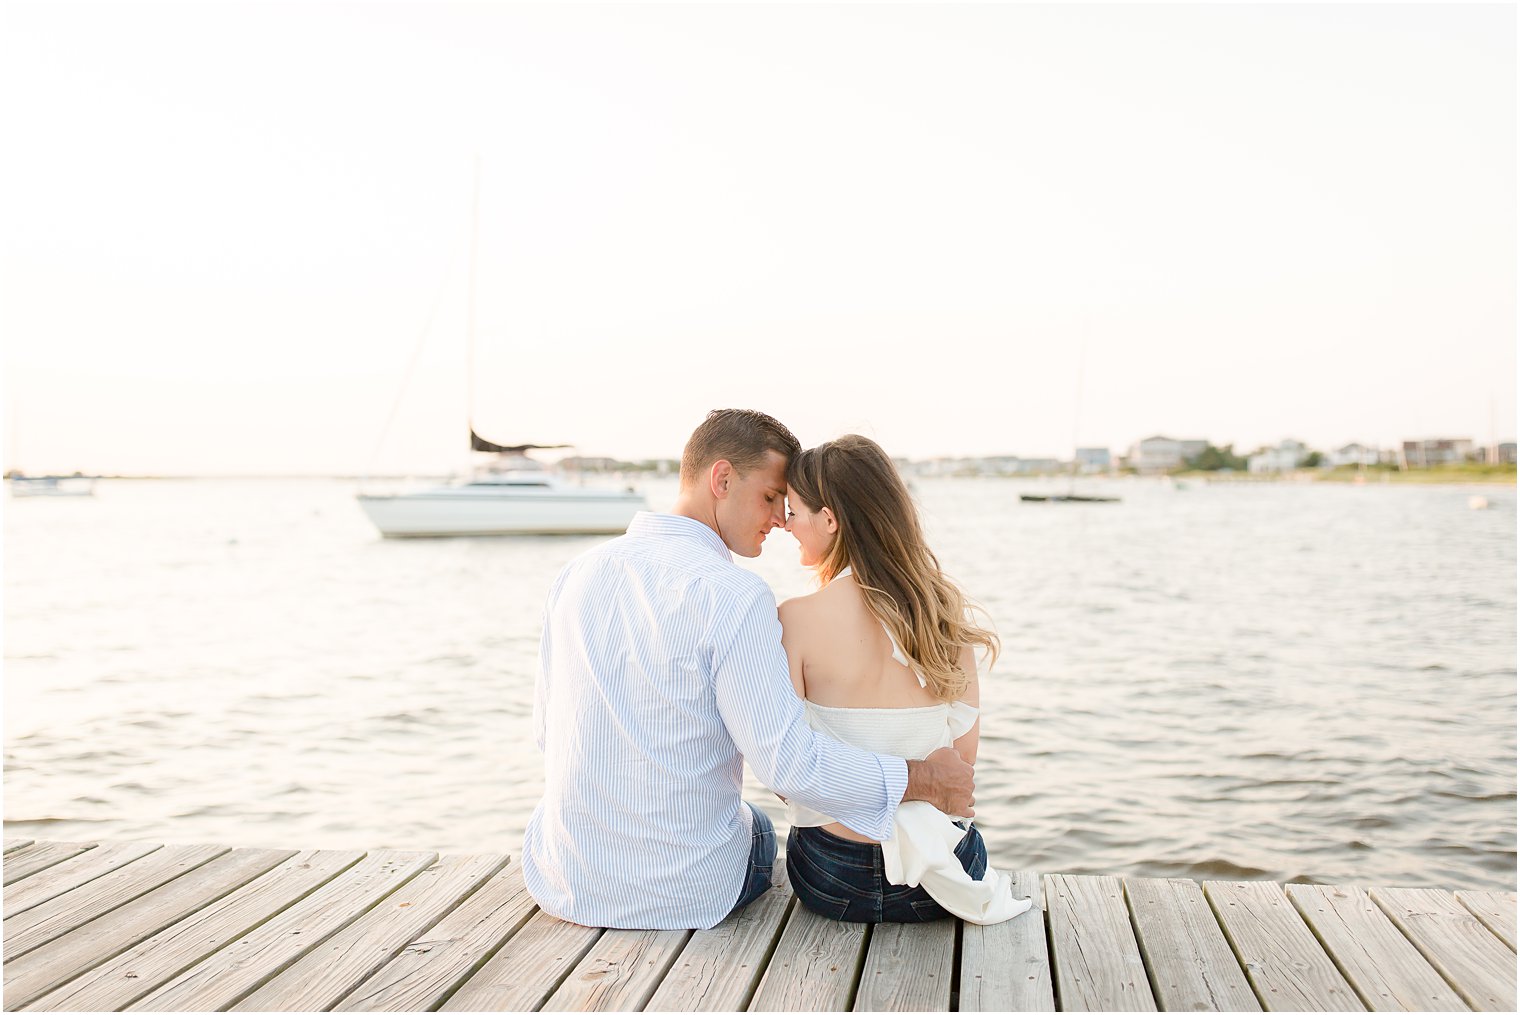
xmin=780 ymin=580 xmax=858 ymax=627
xmin=778 ymin=587 xmax=825 ymax=624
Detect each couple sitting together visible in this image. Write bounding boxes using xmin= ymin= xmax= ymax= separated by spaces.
xmin=522 ymin=408 xmax=1031 ymax=930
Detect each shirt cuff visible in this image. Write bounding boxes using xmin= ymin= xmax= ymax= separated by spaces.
xmin=877 ymin=755 xmax=909 ymax=841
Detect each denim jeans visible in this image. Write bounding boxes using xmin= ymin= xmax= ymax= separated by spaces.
xmin=728 ymin=802 xmax=777 ymax=916
xmin=786 ymin=822 xmax=987 ymax=923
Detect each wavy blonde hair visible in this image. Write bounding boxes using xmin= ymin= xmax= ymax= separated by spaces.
xmin=787 ymin=434 xmax=1000 ymax=701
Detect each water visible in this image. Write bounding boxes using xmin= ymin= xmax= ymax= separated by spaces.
xmin=5 ymin=476 xmax=1515 ymax=890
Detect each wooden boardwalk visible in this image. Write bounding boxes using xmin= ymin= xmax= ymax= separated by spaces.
xmin=3 ymin=838 xmax=1514 ymax=1011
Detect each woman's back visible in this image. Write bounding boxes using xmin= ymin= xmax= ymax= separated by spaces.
xmin=780 ymin=572 xmax=981 ymax=844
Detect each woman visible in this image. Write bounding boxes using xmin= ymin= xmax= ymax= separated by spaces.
xmin=779 ymin=434 xmax=1029 ymax=924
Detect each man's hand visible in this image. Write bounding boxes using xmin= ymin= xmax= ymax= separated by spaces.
xmin=903 ymin=747 xmax=975 ymax=817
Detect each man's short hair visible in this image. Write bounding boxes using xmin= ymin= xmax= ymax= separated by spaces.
xmin=679 ymin=409 xmax=800 ymax=486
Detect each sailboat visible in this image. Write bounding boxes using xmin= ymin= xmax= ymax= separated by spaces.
xmin=1019 ymin=490 xmax=1118 ymax=503
xmin=355 ymin=165 xmax=647 ymax=538
xmin=1019 ymin=328 xmax=1119 ymax=504
xmin=356 ymin=449 xmax=646 ymax=537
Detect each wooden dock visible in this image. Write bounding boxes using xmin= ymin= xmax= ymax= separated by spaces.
xmin=3 ymin=837 xmax=1514 ymax=1011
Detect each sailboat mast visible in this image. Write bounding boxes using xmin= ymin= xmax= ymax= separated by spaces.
xmin=1071 ymin=329 xmax=1087 ymax=488
xmin=466 ymin=155 xmax=481 ymax=442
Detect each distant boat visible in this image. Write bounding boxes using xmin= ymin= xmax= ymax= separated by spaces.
xmin=355 ymin=161 xmax=648 ymax=538
xmin=1019 ymin=493 xmax=1118 ymax=504
xmin=1023 ymin=328 xmax=1121 ymax=505
xmin=7 ymin=473 xmax=95 ymax=498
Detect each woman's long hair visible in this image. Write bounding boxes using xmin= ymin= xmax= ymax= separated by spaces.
xmin=787 ymin=434 xmax=1000 ymax=701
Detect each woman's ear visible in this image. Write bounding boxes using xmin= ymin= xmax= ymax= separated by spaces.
xmin=820 ymin=506 xmax=838 ymax=534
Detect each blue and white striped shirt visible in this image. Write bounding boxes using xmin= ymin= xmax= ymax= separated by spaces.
xmin=522 ymin=512 xmax=909 ymax=930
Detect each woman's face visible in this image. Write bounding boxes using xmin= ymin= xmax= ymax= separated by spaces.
xmin=784 ymin=486 xmax=836 ymax=568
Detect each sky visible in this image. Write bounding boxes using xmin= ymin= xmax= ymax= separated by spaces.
xmin=1 ymin=1 xmax=1514 ymax=476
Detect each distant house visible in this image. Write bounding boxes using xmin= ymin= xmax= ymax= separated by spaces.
xmin=1076 ymin=447 xmax=1111 ymax=473
xmin=917 ymin=457 xmax=977 ymax=477
xmin=1128 ymin=436 xmax=1207 ymax=473
xmin=1013 ymin=458 xmax=1062 ymax=474
xmin=1401 ymin=438 xmax=1473 ymax=468
xmin=1329 ymin=443 xmax=1380 ymax=467
xmin=559 ymin=456 xmax=620 ymax=473
xmin=1474 ymin=443 xmax=1517 ymax=465
xmin=1248 ymin=439 xmax=1309 ymax=474
xmin=975 ymin=456 xmax=1023 ymax=476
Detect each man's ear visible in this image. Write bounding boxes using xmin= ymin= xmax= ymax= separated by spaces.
xmin=710 ymin=460 xmax=734 ymax=499
xmin=820 ymin=506 xmax=838 ymax=534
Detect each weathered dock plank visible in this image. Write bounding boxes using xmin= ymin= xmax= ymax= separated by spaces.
xmin=748 ymin=904 xmax=869 ymax=1011
xmin=1455 ymin=890 xmax=1517 ymax=952
xmin=3 ymin=844 xmax=229 ymax=960
xmin=960 ymin=870 xmax=1053 ymax=1012
xmin=1204 ymin=880 xmax=1363 ymax=1011
xmin=4 ymin=840 xmax=36 ymax=854
xmin=229 ymin=852 xmax=506 ymax=1011
xmin=2 ymin=842 xmax=97 ymax=886
xmin=4 ymin=841 xmax=163 ymax=918
xmin=439 ymin=909 xmax=602 ymax=1011
xmin=1126 ymin=876 xmax=1260 ymax=1012
xmin=127 ymin=849 xmax=437 ymax=1011
xmin=1371 ymin=886 xmax=1517 ymax=1012
xmin=645 ymin=866 xmax=794 ymax=1012
xmin=1046 ymin=873 xmax=1157 ymax=1011
xmin=23 ymin=848 xmax=361 ymax=1011
xmin=335 ymin=861 xmax=538 ymax=1012
xmin=3 ymin=847 xmax=293 ymax=1010
xmin=540 ymin=926 xmax=692 ymax=1011
xmin=853 ymin=919 xmax=954 ymax=1011
xmin=1285 ymin=883 xmax=1466 ymax=1011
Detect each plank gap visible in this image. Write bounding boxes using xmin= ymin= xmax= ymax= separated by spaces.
xmin=1202 ymin=882 xmax=1273 ymax=1012
xmin=844 ymin=921 xmax=874 ymax=1011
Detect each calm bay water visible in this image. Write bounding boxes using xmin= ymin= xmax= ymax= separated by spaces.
xmin=5 ymin=476 xmax=1515 ymax=890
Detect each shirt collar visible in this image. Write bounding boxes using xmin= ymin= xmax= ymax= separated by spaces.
xmin=626 ymin=511 xmax=732 ymax=562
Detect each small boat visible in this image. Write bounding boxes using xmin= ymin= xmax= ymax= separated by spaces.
xmin=7 ymin=473 xmax=95 ymax=498
xmin=1020 ymin=493 xmax=1118 ymax=503
xmin=1026 ymin=327 xmax=1121 ymax=505
xmin=358 ymin=438 xmax=645 ymax=538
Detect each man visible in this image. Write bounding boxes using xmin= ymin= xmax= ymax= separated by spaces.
xmin=522 ymin=409 xmax=975 ymax=930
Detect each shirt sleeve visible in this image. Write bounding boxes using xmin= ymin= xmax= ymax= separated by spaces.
xmin=711 ymin=583 xmax=909 ymax=840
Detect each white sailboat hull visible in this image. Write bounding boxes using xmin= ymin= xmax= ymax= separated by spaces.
xmin=357 ymin=486 xmax=646 ymax=537
xmin=8 ymin=477 xmax=95 ymax=497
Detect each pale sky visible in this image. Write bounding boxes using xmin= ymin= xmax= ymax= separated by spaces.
xmin=2 ymin=1 xmax=1514 ymax=475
